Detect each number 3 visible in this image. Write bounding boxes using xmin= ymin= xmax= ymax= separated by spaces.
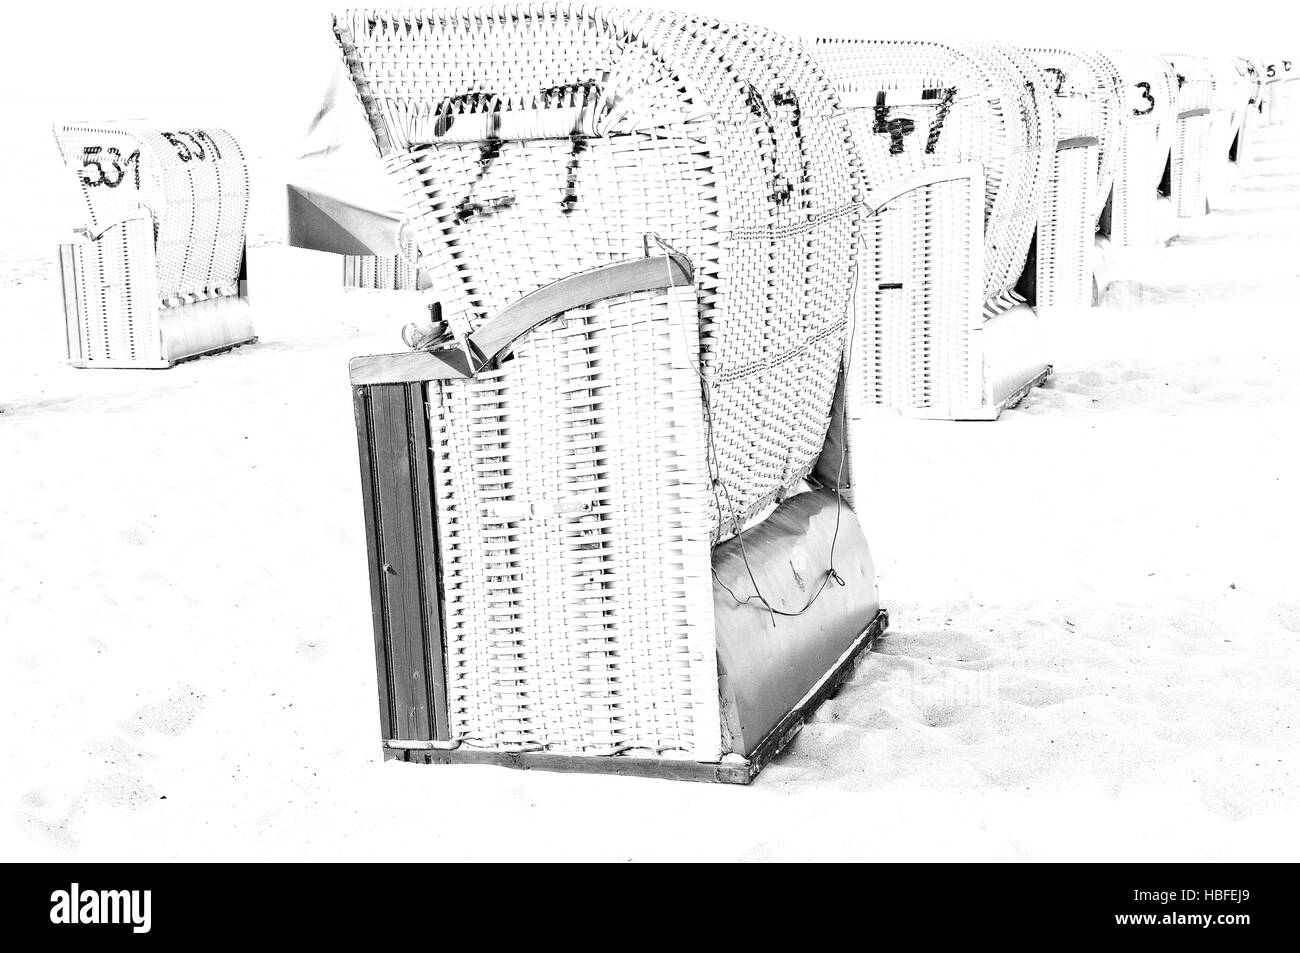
xmin=1133 ymin=82 xmax=1155 ymax=116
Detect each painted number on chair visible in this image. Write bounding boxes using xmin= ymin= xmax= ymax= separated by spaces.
xmin=79 ymin=130 xmax=224 ymax=189
xmin=80 ymin=147 xmax=141 ymax=189
xmin=873 ymin=87 xmax=956 ymax=156
xmin=161 ymin=130 xmax=224 ymax=162
xmin=1133 ymin=82 xmax=1156 ymax=117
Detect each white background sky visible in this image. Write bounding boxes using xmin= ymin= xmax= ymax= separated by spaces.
xmin=10 ymin=1 xmax=1293 ymax=115
xmin=4 ymin=0 xmax=1294 ymax=248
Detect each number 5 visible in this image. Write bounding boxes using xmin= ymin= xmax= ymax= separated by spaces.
xmin=80 ymin=146 xmax=105 ymax=186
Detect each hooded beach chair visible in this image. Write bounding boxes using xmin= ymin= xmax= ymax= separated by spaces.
xmin=1019 ymin=48 xmax=1123 ymax=309
xmin=52 ymin=123 xmax=254 ymax=368
xmin=290 ymin=6 xmax=885 ymax=783
xmin=1164 ymin=54 xmax=1216 ymax=218
xmin=1094 ymin=52 xmax=1178 ymax=250
xmin=1260 ymin=57 xmax=1296 ymax=126
xmin=1232 ymin=58 xmax=1266 ymax=168
xmin=808 ymin=38 xmax=1054 ymax=422
xmin=1205 ymin=58 xmax=1257 ymax=204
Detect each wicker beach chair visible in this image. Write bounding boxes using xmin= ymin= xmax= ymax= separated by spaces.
xmin=342 ymin=248 xmax=418 ymax=290
xmin=1205 ymin=58 xmax=1256 ymax=204
xmin=1094 ymin=52 xmax=1178 ymax=249
xmin=293 ymin=6 xmax=885 ymax=782
xmin=1260 ymin=57 xmax=1297 ymax=126
xmin=1019 ymin=48 xmax=1123 ymax=309
xmin=1164 ymin=54 xmax=1216 ymax=218
xmin=809 ymin=38 xmax=1054 ymax=421
xmin=1233 ymin=58 xmax=1266 ymax=167
xmin=52 ymin=123 xmax=254 ymax=368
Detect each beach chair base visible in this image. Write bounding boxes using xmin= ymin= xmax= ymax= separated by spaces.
xmin=943 ymin=366 xmax=1052 ymax=421
xmin=59 ymin=230 xmax=256 ymax=369
xmin=65 ymin=296 xmax=257 ymax=369
xmin=1093 ymin=237 xmax=1171 ymax=303
xmin=383 ymin=609 xmax=888 ymax=785
xmin=1152 ymin=195 xmax=1178 ymax=245
xmin=904 ymin=303 xmax=1050 ymax=421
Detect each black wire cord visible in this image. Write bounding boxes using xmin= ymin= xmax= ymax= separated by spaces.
xmin=656 ymin=232 xmax=858 ymax=627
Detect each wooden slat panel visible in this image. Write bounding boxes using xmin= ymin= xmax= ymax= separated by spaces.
xmin=353 ymin=386 xmax=394 ymax=738
xmin=404 ymin=383 xmax=449 ymax=740
xmin=371 ymin=384 xmax=432 ymax=741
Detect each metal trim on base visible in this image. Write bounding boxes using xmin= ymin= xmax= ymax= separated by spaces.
xmin=67 ymin=336 xmax=258 ymax=370
xmin=898 ymin=366 xmax=1052 ymax=421
xmin=385 ymin=609 xmax=889 ymax=785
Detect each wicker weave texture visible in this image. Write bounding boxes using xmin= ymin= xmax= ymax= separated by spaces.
xmin=813 ymin=38 xmax=1051 ymax=302
xmin=431 ymin=284 xmax=721 ymax=757
xmin=1035 ymin=142 xmax=1097 ymax=308
xmin=62 ymin=216 xmax=162 ymax=365
xmin=1165 ymin=54 xmax=1217 ymax=217
xmin=54 ymin=124 xmax=248 ymax=305
xmin=1024 ymin=48 xmax=1123 ymax=226
xmin=810 ymin=39 xmax=1049 ymax=417
xmin=343 ymin=244 xmax=418 ymax=290
xmin=335 ymin=6 xmax=859 ymax=539
xmin=851 ymin=172 xmax=982 ymax=414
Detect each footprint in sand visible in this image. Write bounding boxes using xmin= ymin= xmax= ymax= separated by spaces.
xmin=13 ymin=789 xmax=82 ymax=851
xmin=34 ymin=686 xmax=210 ymax=829
xmin=116 ymin=520 xmax=155 ymax=547
xmin=121 ymin=684 xmax=205 ymax=738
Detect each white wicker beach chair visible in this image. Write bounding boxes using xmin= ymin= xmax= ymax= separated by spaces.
xmin=1165 ymin=54 xmax=1216 ymax=218
xmin=809 ymin=38 xmax=1054 ymax=421
xmin=1260 ymin=57 xmax=1297 ymax=126
xmin=1095 ymin=52 xmax=1178 ymax=249
xmin=293 ymin=6 xmax=884 ymax=782
xmin=1234 ymin=58 xmax=1266 ymax=167
xmin=1020 ymin=48 xmax=1123 ymax=309
xmin=342 ymin=249 xmax=418 ymax=290
xmin=1204 ymin=58 xmax=1257 ymax=205
xmin=53 ymin=123 xmax=255 ymax=368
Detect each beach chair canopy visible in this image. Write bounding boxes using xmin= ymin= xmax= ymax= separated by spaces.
xmin=1234 ymin=57 xmax=1264 ymax=110
xmin=812 ymin=38 xmax=1052 ymax=303
xmin=314 ymin=6 xmax=860 ymax=539
xmin=1023 ymin=48 xmax=1124 ymax=225
xmin=1168 ymin=54 xmax=1216 ymax=115
xmin=1106 ymin=51 xmax=1179 ymax=181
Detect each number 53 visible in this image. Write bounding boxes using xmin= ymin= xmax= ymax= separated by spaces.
xmin=80 ymin=146 xmax=140 ymax=189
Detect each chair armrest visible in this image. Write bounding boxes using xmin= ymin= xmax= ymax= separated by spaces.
xmin=1057 ymin=135 xmax=1101 ymax=151
xmin=65 ymin=207 xmax=154 ymax=244
xmin=863 ymin=160 xmax=986 ymax=214
xmin=467 ymin=250 xmax=692 ymax=363
xmin=348 ymin=249 xmax=694 ymax=385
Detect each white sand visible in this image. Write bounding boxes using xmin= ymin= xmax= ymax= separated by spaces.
xmin=3 ymin=98 xmax=1300 ymax=861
